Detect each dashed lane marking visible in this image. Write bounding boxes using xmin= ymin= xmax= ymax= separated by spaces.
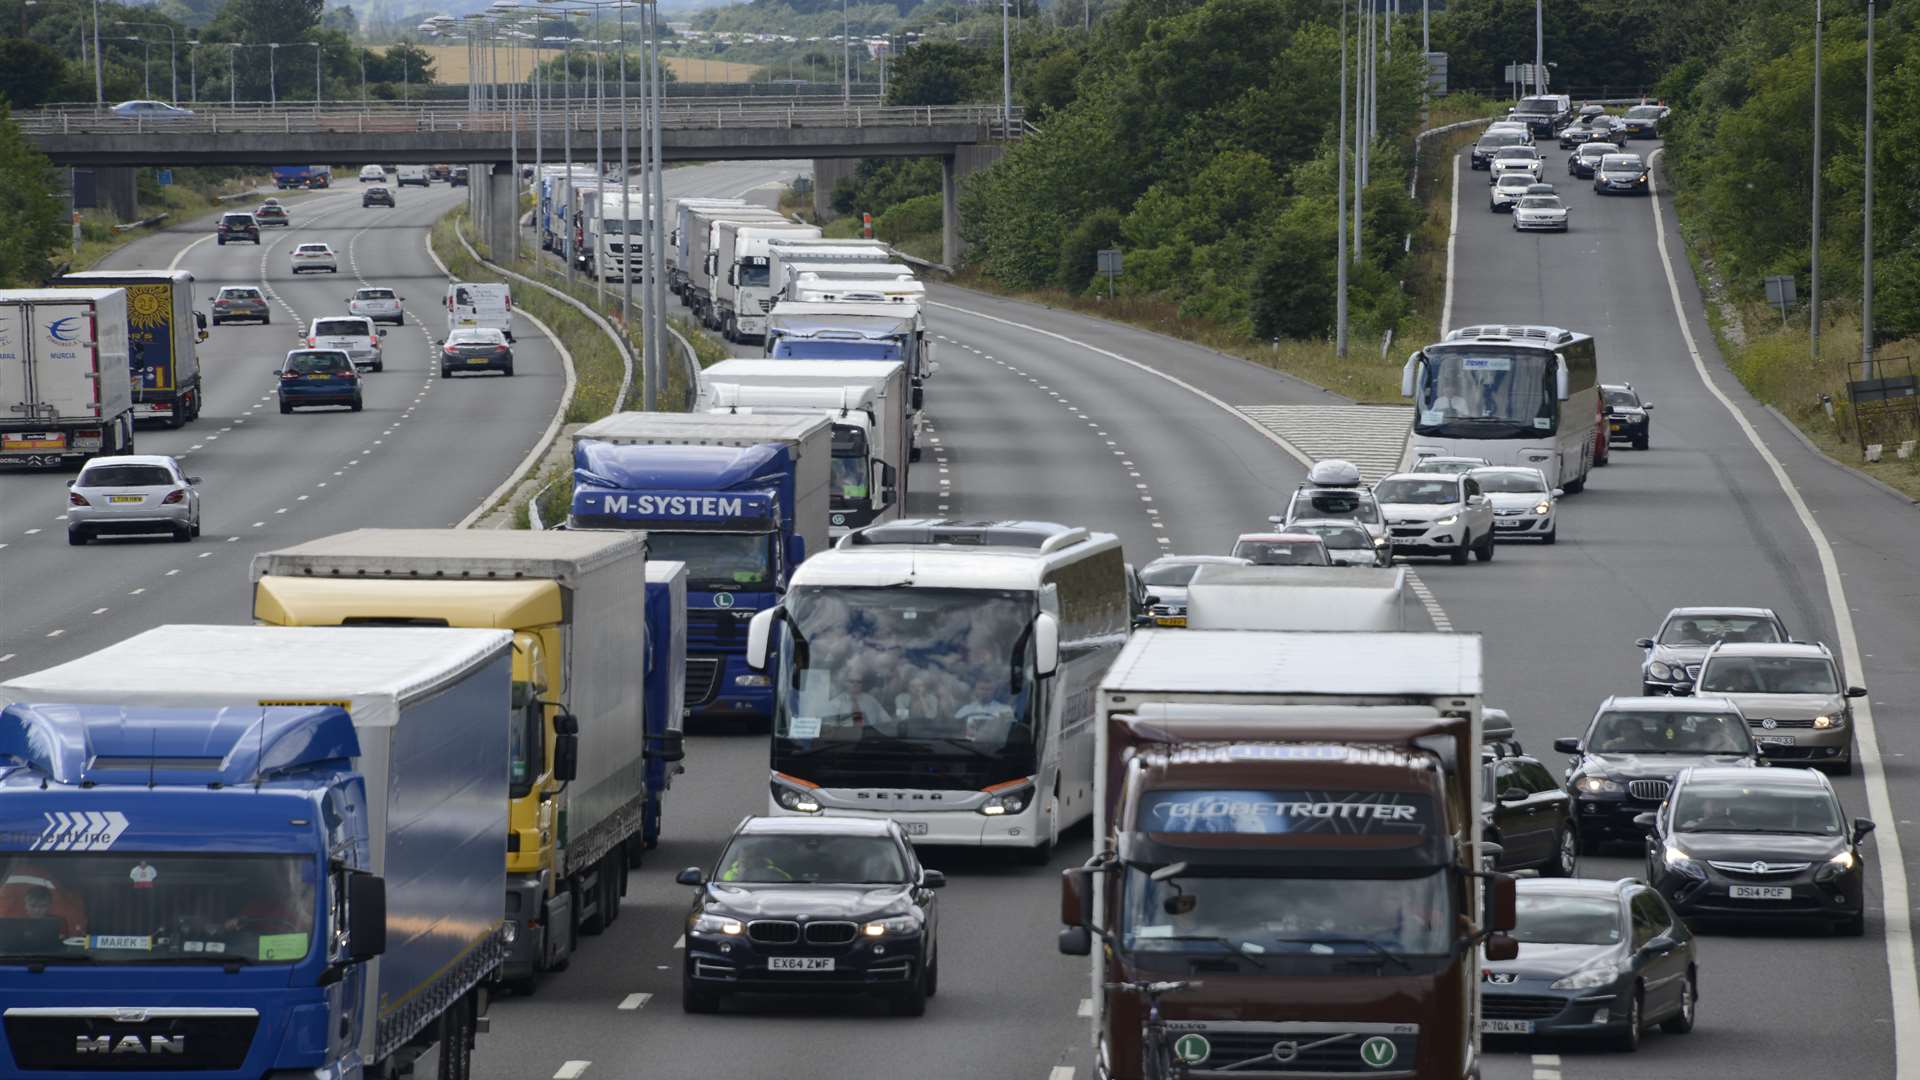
xmin=617 ymin=993 xmax=651 ymax=1011
xmin=1047 ymin=1068 xmax=1075 ymax=1080
xmin=554 ymin=1063 xmax=591 ymax=1080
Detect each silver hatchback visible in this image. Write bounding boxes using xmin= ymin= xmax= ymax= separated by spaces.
xmin=67 ymin=454 xmax=201 ymax=544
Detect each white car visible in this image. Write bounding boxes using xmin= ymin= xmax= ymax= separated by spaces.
xmin=1490 ymin=173 xmax=1535 ymax=212
xmin=1230 ymin=532 xmax=1332 ymax=567
xmin=306 ymin=314 xmax=385 ymax=371
xmin=1488 ymin=146 xmax=1544 ymax=184
xmin=1472 ymin=466 xmax=1561 ymax=544
xmin=66 ymin=454 xmax=201 ymax=545
xmin=1485 ymin=120 xmax=1533 ymax=142
xmin=290 ymin=243 xmax=338 ymax=274
xmin=1410 ymin=455 xmax=1490 ymax=476
xmin=358 ymin=164 xmax=387 ymax=183
xmin=348 ymin=286 xmax=406 ymax=325
xmin=1372 ymin=471 xmax=1496 ymax=564
xmin=1513 ymin=193 xmax=1571 ymax=232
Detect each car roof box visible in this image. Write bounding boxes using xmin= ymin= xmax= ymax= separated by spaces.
xmin=1305 ymin=460 xmax=1363 ymax=487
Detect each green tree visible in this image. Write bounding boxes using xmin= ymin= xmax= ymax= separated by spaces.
xmin=883 ymin=40 xmax=988 ymax=106
xmin=209 ymin=0 xmax=322 ymax=46
xmin=0 ymin=40 xmax=78 ymax=109
xmin=1056 ymin=207 xmax=1123 ymax=293
xmin=0 ymin=107 xmax=68 ymax=286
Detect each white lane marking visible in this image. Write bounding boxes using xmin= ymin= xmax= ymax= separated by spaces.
xmin=1532 ymin=1056 xmax=1561 ymax=1067
xmin=90 ymin=607 xmax=108 ymax=615
xmin=554 ymin=1062 xmax=591 ymax=1079
xmin=0 ymin=654 xmax=13 ymax=663
xmin=197 ymin=551 xmax=212 ymax=559
xmin=617 ymin=992 xmax=651 ymax=1010
xmin=1077 ymin=997 xmax=1093 ymax=1017
xmin=1048 ymin=1068 xmax=1076 ymax=1080
xmin=1441 ymin=153 xmax=1462 ymax=335
xmin=1649 ymin=147 xmax=1919 ymax=1062
xmin=167 ymin=233 xmax=213 ymax=271
xmin=23 ymin=529 xmax=40 ymax=535
xmin=1404 ymin=571 xmax=1452 ymax=632
xmin=128 ymin=588 xmax=144 ymax=595
xmin=164 ymin=569 xmax=179 ymax=576
xmin=45 ymin=629 xmax=63 ymax=638
xmin=673 ymin=934 xmax=685 ymax=949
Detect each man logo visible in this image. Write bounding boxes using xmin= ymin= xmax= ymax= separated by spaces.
xmin=76 ymin=1035 xmax=185 ymax=1055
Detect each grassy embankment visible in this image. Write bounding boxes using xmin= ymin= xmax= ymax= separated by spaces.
xmin=66 ymin=172 xmax=273 ymax=272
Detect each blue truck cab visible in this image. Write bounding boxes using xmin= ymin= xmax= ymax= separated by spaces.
xmin=569 ymin=413 xmax=830 ymax=723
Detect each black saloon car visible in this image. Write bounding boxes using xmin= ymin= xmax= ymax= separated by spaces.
xmin=677 ymin=816 xmax=944 ymax=1015
xmin=1595 ymin=153 xmax=1650 ymax=195
xmin=362 ymin=185 xmax=395 ymax=208
xmin=439 ymin=329 xmax=515 ymax=377
xmin=1642 ymin=766 xmax=1872 ymax=934
xmin=1480 ymin=878 xmax=1696 ymax=1051
xmin=1635 ymin=606 xmax=1791 ymax=695
xmin=1483 ymin=753 xmax=1578 ymax=876
xmin=1554 ymin=696 xmax=1763 ymax=851
xmin=1603 ymin=383 xmax=1654 ymax=448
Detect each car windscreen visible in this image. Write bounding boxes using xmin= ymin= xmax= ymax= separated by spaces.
xmin=314 ymin=320 xmax=366 ymax=337
xmin=78 ymin=464 xmax=173 ymax=487
xmin=715 ymin=833 xmax=907 ymax=884
xmin=1627 ymin=106 xmax=1662 ymax=118
xmin=1479 ymin=133 xmax=1525 ymax=148
xmin=1588 ymin=711 xmax=1753 ymax=754
xmin=1604 ymin=388 xmax=1639 ymax=407
xmin=1601 ymin=156 xmax=1644 ymax=171
xmin=1672 ymin=783 xmax=1841 ymax=835
xmin=1232 ymin=539 xmax=1329 ymax=566
xmin=1497 ymin=175 xmax=1534 ymax=189
xmin=1698 ymin=656 xmax=1839 ymax=695
xmin=296 ymin=245 xmax=329 ymax=254
xmin=218 ymin=288 xmax=261 ymax=300
xmin=1373 ymin=478 xmax=1460 ymax=505
xmin=287 ymin=352 xmax=351 ymax=373
xmin=1291 ymin=489 xmax=1380 ymax=523
xmin=1494 ymin=147 xmax=1539 ymax=160
xmin=1517 ymin=197 xmax=1562 ymax=209
xmin=1510 ymin=893 xmax=1623 ymax=946
xmin=448 ymin=332 xmax=505 ymax=347
xmin=1580 ymin=143 xmax=1616 ymax=156
xmin=222 ymin=216 xmax=252 ymax=226
xmin=1657 ymin=615 xmax=1780 ymax=646
xmin=1472 ymin=471 xmax=1546 ymax=494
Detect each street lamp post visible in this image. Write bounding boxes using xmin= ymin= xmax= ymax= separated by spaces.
xmin=1337 ymin=0 xmax=1349 ymax=356
xmin=648 ymin=0 xmax=667 ymax=410
xmin=116 ymin=22 xmax=178 ymax=103
xmin=1810 ymin=0 xmax=1823 ymax=361
xmin=268 ymin=43 xmax=279 ymax=107
xmin=1001 ymin=0 xmax=1012 ymax=123
xmin=188 ymin=38 xmax=197 ymax=103
xmin=91 ymin=0 xmax=103 ymax=107
xmin=1534 ymin=0 xmax=1545 ymax=97
xmin=1861 ymin=0 xmax=1876 ymax=379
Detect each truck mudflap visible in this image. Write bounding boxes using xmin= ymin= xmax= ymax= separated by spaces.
xmin=376 ymin=924 xmax=509 ymax=1064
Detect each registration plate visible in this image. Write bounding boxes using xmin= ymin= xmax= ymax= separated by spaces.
xmin=109 ymin=495 xmax=142 ymax=503
xmin=767 ymin=956 xmax=834 ymax=972
xmin=468 ymin=357 xmax=489 ymax=364
xmin=1729 ymin=885 xmax=1792 ymax=900
xmin=1154 ymin=616 xmax=1187 ymax=627
xmin=1754 ymin=735 xmax=1796 ymax=746
xmin=1495 ymin=519 xmax=1522 ymax=528
xmin=1481 ymin=1019 xmax=1534 ymax=1035
xmin=898 ymin=821 xmax=929 ymax=836
xmin=1610 ymin=421 xmax=1623 ymax=433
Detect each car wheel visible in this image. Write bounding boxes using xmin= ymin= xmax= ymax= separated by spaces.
xmin=372 ymin=360 xmax=383 ymax=372
xmin=1634 ymin=434 xmax=1649 ymax=450
xmin=503 ymin=364 xmax=514 ymax=377
xmin=682 ymin=969 xmax=721 ymax=1014
xmin=1450 ymin=538 xmax=1470 ymax=565
xmin=441 ymin=367 xmax=453 ymax=378
xmin=262 ymin=315 xmax=270 ymax=325
xmin=889 ymin=965 xmax=930 ymax=1017
xmin=67 ymin=528 xmax=87 ymax=546
xmin=190 ymin=514 xmax=201 ymax=538
xmin=924 ymin=946 xmax=939 ymax=998
xmin=1612 ymin=987 xmax=1643 ymax=1052
xmin=1542 ymin=824 xmax=1577 ymax=877
xmin=280 ymin=401 xmax=293 ymax=414
xmin=1474 ymin=531 xmax=1495 ymax=562
xmin=350 ymin=396 xmax=363 ymax=412
xmin=171 ymin=523 xmax=192 ymax=543
xmin=1839 ymin=913 xmax=1866 ymax=937
xmin=1542 ymin=525 xmax=1558 ymax=545
xmin=1661 ymin=970 xmax=1698 ymax=1034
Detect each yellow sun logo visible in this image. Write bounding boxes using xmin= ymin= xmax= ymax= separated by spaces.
xmin=126 ymin=285 xmax=170 ymax=330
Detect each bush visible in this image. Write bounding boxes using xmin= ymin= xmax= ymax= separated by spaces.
xmin=875 ymin=193 xmax=942 ymax=244
xmin=1055 ymin=208 xmax=1123 ymax=294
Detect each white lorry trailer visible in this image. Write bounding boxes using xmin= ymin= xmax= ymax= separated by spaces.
xmin=763 ymin=304 xmax=933 ymax=460
xmin=714 ymin=220 xmax=823 ymax=343
xmin=684 ymin=206 xmax=788 ymax=329
xmin=698 ymin=357 xmax=910 ymax=535
xmin=784 ymin=272 xmax=928 ymax=306
xmin=766 ymin=239 xmax=893 ymax=300
xmin=1183 ymin=563 xmax=1412 ymax=631
xmin=668 ymin=197 xmax=749 ymax=298
xmin=0 ymin=287 xmax=137 ymax=466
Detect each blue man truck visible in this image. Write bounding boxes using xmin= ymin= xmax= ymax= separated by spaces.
xmin=0 ymin=623 xmax=514 ymax=1080
xmin=569 ymin=412 xmax=831 ymax=723
xmin=643 ymin=560 xmax=688 ymax=846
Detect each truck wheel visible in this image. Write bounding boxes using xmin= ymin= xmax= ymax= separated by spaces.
xmin=435 ymin=995 xmax=475 ymax=1080
xmin=167 ymin=404 xmax=187 ymax=429
xmin=578 ymin=876 xmax=607 ymax=937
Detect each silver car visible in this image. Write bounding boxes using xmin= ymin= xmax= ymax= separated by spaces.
xmin=1288 ymin=517 xmax=1392 ymax=566
xmin=67 ymin=454 xmax=201 ymax=545
xmin=307 ymin=315 xmax=385 ymax=371
xmin=1691 ymin=642 xmax=1866 ymax=775
xmin=1472 ymin=466 xmax=1562 ymax=543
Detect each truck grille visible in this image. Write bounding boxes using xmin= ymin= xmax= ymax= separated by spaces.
xmin=1184 ymin=1029 xmax=1419 ymax=1074
xmin=1627 ymin=779 xmax=1671 ymax=801
xmin=747 ymin=920 xmax=800 ymax=944
xmin=686 ymin=657 xmax=721 ymax=706
xmin=4 ymin=1009 xmax=259 ymax=1071
xmin=687 ymin=609 xmax=744 ymax=647
xmin=1481 ymin=994 xmax=1569 ymax=1021
xmin=804 ymin=921 xmax=857 ymax=945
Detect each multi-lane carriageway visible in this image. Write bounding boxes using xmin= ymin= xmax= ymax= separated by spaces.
xmin=3 ymin=145 xmax=1919 ymax=1080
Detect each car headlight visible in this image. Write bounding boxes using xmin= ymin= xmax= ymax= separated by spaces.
xmin=862 ymin=915 xmax=919 ymax=937
xmin=1372 ymin=536 xmax=1388 ymax=546
xmin=1627 ymin=414 xmax=1645 ymax=423
xmin=1813 ymin=714 xmax=1843 ymax=729
xmin=1648 ymin=661 xmax=1675 ymax=680
xmin=1830 ymin=849 xmax=1856 ymax=871
xmin=1662 ymin=843 xmax=1705 ymax=876
xmin=1576 ymin=776 xmax=1623 ymax=795
xmin=1434 ymin=514 xmax=1460 ymax=526
xmin=1551 ymin=960 xmax=1624 ymax=991
xmin=691 ymin=913 xmax=743 ymax=936
xmin=979 ymin=783 xmax=1035 ymax=816
xmin=771 ymin=778 xmax=822 ymax=813
xmin=1534 ymin=502 xmax=1552 ymax=515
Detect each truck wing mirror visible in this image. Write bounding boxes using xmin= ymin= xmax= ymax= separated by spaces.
xmin=1486 ymin=872 xmax=1518 ymax=932
xmin=877 ymin=461 xmax=897 ymax=507
xmin=1032 ymin=612 xmax=1060 ymax=679
xmin=1483 ymin=931 xmax=1520 ymax=962
xmin=347 ymin=874 xmax=387 ymax=960
xmin=911 ymin=385 xmax=924 ymax=411
xmin=1162 ymin=894 xmax=1197 ymax=916
xmin=1058 ymin=926 xmax=1092 ymax=956
xmin=1060 ymin=866 xmax=1092 ymax=927
xmin=746 ymin=607 xmax=778 ymax=671
xmin=552 ymin=710 xmax=580 ymax=782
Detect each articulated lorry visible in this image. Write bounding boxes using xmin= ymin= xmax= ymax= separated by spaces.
xmin=271 ymin=164 xmax=332 ymax=189
xmin=592 ymin=190 xmax=651 ymax=284
xmin=537 ymin=166 xmax=598 ymax=253
xmin=1183 ymin=564 xmax=1411 ymax=631
xmin=713 ymin=220 xmax=823 ymax=343
xmin=766 ymin=239 xmax=893 ymax=301
xmin=570 ymin=412 xmax=831 ymax=722
xmin=0 ymin=623 xmax=515 ymax=1080
xmin=0 ymin=288 xmax=136 ymax=466
xmin=684 ymin=206 xmax=789 ymax=331
xmin=765 ymin=304 xmax=934 ymax=460
xmin=784 ymin=269 xmax=927 ymax=307
xmin=55 ymin=269 xmax=205 ymax=428
xmin=698 ymin=357 xmax=910 ymax=535
xmin=1061 ymin=629 xmax=1517 ymax=1080
xmin=248 ymin=528 xmax=663 ymax=993
xmin=667 ymin=197 xmax=747 ymax=298
xmin=644 ymin=560 xmax=689 ymax=846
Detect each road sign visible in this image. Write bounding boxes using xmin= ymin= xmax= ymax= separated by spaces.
xmin=1426 ymin=52 xmax=1449 ymax=94
xmin=1764 ymin=275 xmax=1797 ymax=323
xmin=1095 ymin=248 xmax=1123 ymax=300
xmin=156 ymin=169 xmax=173 ymax=187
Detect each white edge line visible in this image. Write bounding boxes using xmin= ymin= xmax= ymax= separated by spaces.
xmin=456 ymin=308 xmax=575 ymax=529
xmin=1440 ymin=152 xmax=1461 ymax=337
xmin=167 ymin=233 xmax=213 ymax=272
xmin=1047 ymin=1068 xmax=1076 ymax=1080
xmin=424 ymin=228 xmax=453 ymax=279
xmin=1648 ymin=146 xmax=1919 ymax=1063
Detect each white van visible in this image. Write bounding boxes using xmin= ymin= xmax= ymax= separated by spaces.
xmin=397 ymin=164 xmax=430 ymax=188
xmin=446 ymin=282 xmax=513 ymax=341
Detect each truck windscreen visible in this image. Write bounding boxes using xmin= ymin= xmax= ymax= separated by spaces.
xmin=772 ymin=585 xmax=1039 ymax=789
xmin=1122 ymin=864 xmax=1453 ymax=962
xmin=645 ymin=531 xmax=774 ymax=589
xmin=0 ymin=853 xmax=316 ymax=965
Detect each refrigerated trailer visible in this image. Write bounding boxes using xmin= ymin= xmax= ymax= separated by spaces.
xmin=0 ymin=288 xmax=136 ymax=466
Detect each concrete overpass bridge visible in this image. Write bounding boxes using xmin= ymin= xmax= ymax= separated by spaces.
xmin=20 ymin=101 xmax=1019 ymax=262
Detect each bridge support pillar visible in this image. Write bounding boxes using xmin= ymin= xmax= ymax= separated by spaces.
xmin=98 ymin=167 xmax=138 ymax=222
xmin=484 ymin=163 xmax=515 ymax=262
xmin=941 ymin=155 xmax=960 ymax=268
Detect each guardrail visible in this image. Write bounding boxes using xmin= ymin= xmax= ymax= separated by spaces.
xmin=18 ymin=102 xmax=1022 ymax=138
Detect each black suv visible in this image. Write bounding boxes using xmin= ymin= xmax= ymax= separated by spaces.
xmin=676 ymin=815 xmax=943 ymax=1016
xmin=216 ymin=212 xmax=260 ymax=245
xmin=1603 ymin=383 xmax=1653 ymax=448
xmin=1555 ymin=695 xmax=1764 ymax=851
xmin=362 ymin=185 xmax=394 ymax=208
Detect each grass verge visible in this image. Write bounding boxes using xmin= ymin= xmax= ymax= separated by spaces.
xmin=64 ymin=174 xmax=271 ymax=273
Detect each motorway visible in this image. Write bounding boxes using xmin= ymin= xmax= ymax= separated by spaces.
xmin=4 ymin=136 xmax=1917 ymax=1080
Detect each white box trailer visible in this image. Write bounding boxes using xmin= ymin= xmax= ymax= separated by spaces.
xmin=0 ymin=288 xmax=136 ymax=466
xmin=785 ymin=273 xmax=928 ymax=307
xmin=668 ymin=197 xmax=748 ymax=297
xmin=715 ymin=221 xmax=823 ymax=343
xmin=685 ymin=207 xmax=788 ymax=329
xmin=54 ymin=269 xmax=205 ymax=427
xmin=698 ymin=357 xmax=910 ymax=535
xmin=764 ymin=304 xmax=933 ymax=459
xmin=1183 ymin=563 xmax=1412 ymax=631
xmin=0 ymin=623 xmax=515 ymax=1077
xmin=765 ymin=240 xmax=893 ymax=303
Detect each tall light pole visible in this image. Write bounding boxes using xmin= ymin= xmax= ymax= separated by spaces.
xmin=91 ymin=0 xmax=103 ymax=106
xmin=1352 ymin=0 xmax=1363 ymax=261
xmin=1533 ymin=0 xmax=1544 ymax=96
xmin=1336 ymin=0 xmax=1349 ymax=357
xmin=647 ymin=0 xmax=667 ymax=411
xmin=1860 ymin=0 xmax=1876 ymax=379
xmin=226 ymin=44 xmax=238 ymax=107
xmin=188 ymin=37 xmax=197 ymax=103
xmin=312 ymin=41 xmax=322 ymax=107
xmin=268 ymin=42 xmax=279 ymax=107
xmin=1810 ymin=0 xmax=1823 ymax=362
xmin=115 ymin=22 xmax=178 ymax=103
xmin=1001 ymin=0 xmax=1012 ymax=122
xmin=843 ymin=0 xmax=851 ymax=105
